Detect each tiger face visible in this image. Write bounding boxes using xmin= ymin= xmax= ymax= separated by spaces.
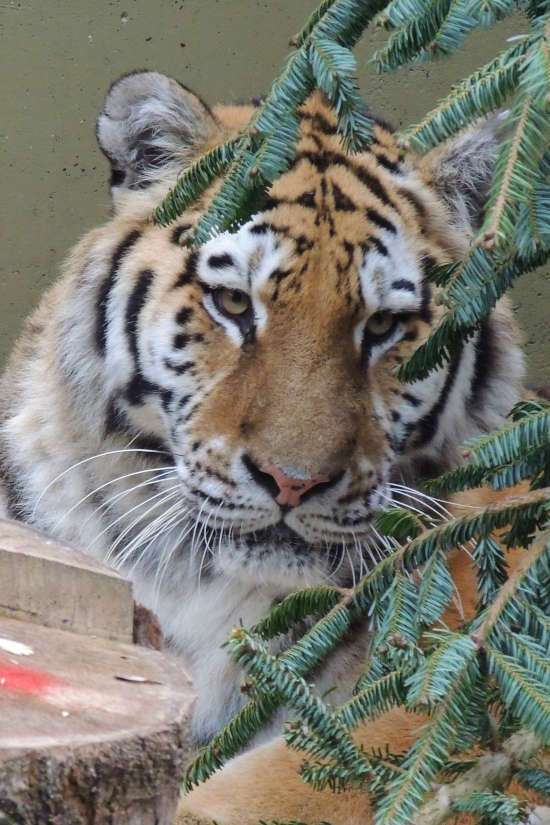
xmin=88 ymin=72 xmax=522 ymax=589
xmin=0 ymin=70 xmax=525 ymax=739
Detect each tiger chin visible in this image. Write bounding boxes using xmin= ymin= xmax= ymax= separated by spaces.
xmin=0 ymin=71 xmax=524 ymax=769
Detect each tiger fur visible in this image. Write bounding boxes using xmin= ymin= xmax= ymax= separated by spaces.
xmin=0 ymin=72 xmax=524 ymax=755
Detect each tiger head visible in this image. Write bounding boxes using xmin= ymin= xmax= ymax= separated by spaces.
xmin=93 ymin=71 xmax=523 ymax=588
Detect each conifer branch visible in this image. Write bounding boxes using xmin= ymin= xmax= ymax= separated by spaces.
xmin=153 ymin=0 xmax=386 ymax=235
xmin=472 ymin=531 xmax=550 ymax=643
xmin=253 ymin=586 xmax=344 ymax=639
xmin=401 ymin=41 xmax=527 ymax=152
xmin=376 ymin=640 xmax=480 ymax=825
xmin=411 ymin=730 xmax=541 ymax=825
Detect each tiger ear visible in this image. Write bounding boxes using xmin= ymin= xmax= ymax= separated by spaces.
xmin=96 ymin=71 xmax=219 ymax=191
xmin=420 ymin=112 xmax=509 ymax=233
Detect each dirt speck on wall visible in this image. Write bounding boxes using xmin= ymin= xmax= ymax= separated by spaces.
xmin=1 ymin=2 xmax=548 ymax=382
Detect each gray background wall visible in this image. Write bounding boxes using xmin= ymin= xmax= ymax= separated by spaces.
xmin=1 ymin=2 xmax=548 ymax=380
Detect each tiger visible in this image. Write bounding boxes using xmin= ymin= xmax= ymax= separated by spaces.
xmin=0 ymin=71 xmax=527 ymax=819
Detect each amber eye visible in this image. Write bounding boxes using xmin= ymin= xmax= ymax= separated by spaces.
xmin=365 ymin=311 xmax=396 ymax=338
xmin=213 ymin=287 xmax=251 ymax=317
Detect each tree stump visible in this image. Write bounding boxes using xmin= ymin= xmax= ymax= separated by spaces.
xmin=0 ymin=519 xmax=195 ymax=825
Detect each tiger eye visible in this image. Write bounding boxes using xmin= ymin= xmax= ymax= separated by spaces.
xmin=365 ymin=311 xmax=395 ymax=337
xmin=214 ymin=287 xmax=251 ymax=317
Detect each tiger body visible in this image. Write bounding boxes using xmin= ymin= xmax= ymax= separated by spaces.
xmin=0 ymin=72 xmax=524 ymax=758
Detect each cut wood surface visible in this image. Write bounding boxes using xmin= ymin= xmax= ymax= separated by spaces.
xmin=0 ymin=519 xmax=196 ymax=825
xmin=0 ymin=518 xmax=133 ymax=642
xmin=0 ymin=616 xmax=195 ymax=825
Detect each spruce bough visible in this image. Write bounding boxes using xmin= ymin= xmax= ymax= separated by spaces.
xmin=166 ymin=2 xmax=550 ymax=823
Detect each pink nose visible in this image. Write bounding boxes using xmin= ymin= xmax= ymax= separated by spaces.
xmin=260 ymin=464 xmax=330 ymax=508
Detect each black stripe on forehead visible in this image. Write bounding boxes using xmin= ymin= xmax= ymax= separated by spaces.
xmin=366 ymin=208 xmax=397 ymax=234
xmin=368 ymin=236 xmax=389 ymax=257
xmin=291 ymin=149 xmax=402 ymax=218
xmin=174 ymin=250 xmax=199 ymax=288
xmin=299 ymin=110 xmax=338 ymax=136
xmin=95 ymin=229 xmax=141 ymax=354
xmin=331 ymin=182 xmax=356 ymax=211
xmin=373 ymin=152 xmax=402 ymax=174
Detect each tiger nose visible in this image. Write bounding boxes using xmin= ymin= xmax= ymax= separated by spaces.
xmin=260 ymin=464 xmax=330 ymax=508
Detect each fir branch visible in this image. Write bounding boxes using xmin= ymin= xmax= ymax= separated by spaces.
xmin=281 ymin=601 xmax=352 ymax=674
xmin=471 ymin=0 xmax=517 ymax=27
xmin=253 ymin=586 xmax=344 ymax=639
xmin=155 ymin=0 xmax=385 ymax=233
xmin=182 ymin=691 xmax=280 ymax=791
xmin=338 ymin=670 xmax=408 ymax=729
xmin=510 ymin=398 xmax=550 ymax=422
xmin=482 ymin=97 xmax=548 ymax=250
xmin=308 ymin=37 xmax=373 ymax=150
xmin=352 ymin=489 xmax=549 ymax=618
xmin=369 ymin=571 xmax=421 ymax=650
xmin=486 ymin=648 xmax=550 ymax=743
xmin=464 ymin=407 xmax=550 ymax=468
xmin=428 ymin=1 xmax=480 ymax=58
xmin=472 ymin=535 xmax=509 ymax=608
xmin=373 ymin=0 xmax=452 ymax=72
xmin=406 ymin=631 xmax=478 ymax=706
xmin=450 ymin=789 xmax=527 ymax=822
xmin=424 ymin=462 xmax=489 ymax=495
xmin=152 ymin=138 xmax=240 ymax=227
xmin=227 ymin=626 xmax=371 ymax=776
xmin=416 ymin=549 xmax=455 ymax=625
xmin=291 ymin=0 xmax=339 ymax=46
xmin=402 ymin=40 xmax=527 ymax=152
xmin=183 ymin=600 xmax=352 ymax=789
xmin=375 ymin=640 xmax=480 ymax=825
xmin=375 ymin=507 xmax=425 ymax=540
xmin=398 ymin=244 xmax=550 ymax=381
xmin=374 ymin=0 xmax=518 ymax=72
xmin=472 ymin=530 xmax=550 ymax=642
xmin=494 ymin=627 xmax=550 ymax=688
xmin=487 ymin=447 xmax=550 ymax=491
xmin=410 ymin=729 xmax=541 ymax=825
xmin=378 ymin=0 xmax=435 ymax=30
xmin=516 ymin=766 xmax=550 ymax=798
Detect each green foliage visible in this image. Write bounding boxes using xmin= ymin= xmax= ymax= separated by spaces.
xmin=516 ymin=766 xmax=550 ymax=796
xmin=451 ymin=790 xmax=526 ymax=824
xmin=426 ymin=400 xmax=550 ymax=496
xmin=172 ymin=1 xmax=550 ymax=822
xmin=153 ymin=0 xmax=387 ymax=238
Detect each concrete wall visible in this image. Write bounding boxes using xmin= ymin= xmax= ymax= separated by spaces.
xmin=1 ymin=1 xmax=548 ymax=380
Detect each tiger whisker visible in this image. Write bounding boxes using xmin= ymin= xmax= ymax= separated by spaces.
xmin=100 ymin=485 xmax=181 ymax=555
xmin=82 ymin=470 xmax=179 ymax=531
xmin=112 ymin=500 xmax=184 ymax=572
xmin=190 ymin=497 xmax=211 ymax=564
xmin=117 ymin=499 xmax=190 ymax=574
xmin=103 ymin=486 xmax=181 ymax=563
xmin=379 ymin=490 xmax=438 ymax=529
xmin=389 ymin=482 xmax=479 ymax=513
xmin=149 ymin=511 xmax=195 ymax=603
xmin=33 ymin=448 xmax=173 ymax=517
xmin=54 ymin=466 xmax=178 ymax=530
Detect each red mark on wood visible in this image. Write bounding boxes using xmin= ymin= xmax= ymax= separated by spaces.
xmin=0 ymin=660 xmax=63 ymax=694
